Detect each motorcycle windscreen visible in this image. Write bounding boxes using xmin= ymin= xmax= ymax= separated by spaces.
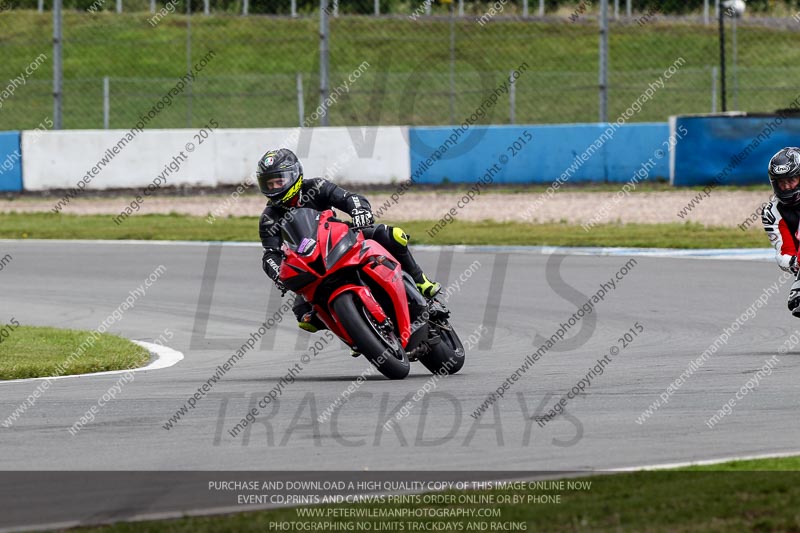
xmin=324 ymin=229 xmax=358 ymax=269
xmin=280 ymin=208 xmax=320 ymax=252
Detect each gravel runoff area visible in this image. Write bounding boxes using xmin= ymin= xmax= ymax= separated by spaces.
xmin=0 ymin=190 xmax=772 ymax=228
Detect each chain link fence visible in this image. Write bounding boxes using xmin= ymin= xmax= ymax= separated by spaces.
xmin=1 ymin=1 xmax=800 ymax=131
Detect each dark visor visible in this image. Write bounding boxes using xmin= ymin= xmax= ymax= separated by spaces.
xmin=258 ymin=168 xmax=298 ymax=195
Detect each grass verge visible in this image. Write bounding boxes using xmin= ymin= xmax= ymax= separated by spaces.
xmin=3 ymin=12 xmax=800 ymax=129
xmin=73 ymin=456 xmax=800 ymax=532
xmin=0 ymin=212 xmax=768 ymax=248
xmin=0 ymin=183 xmax=771 ymax=201
xmin=0 ymin=324 xmax=150 ymax=380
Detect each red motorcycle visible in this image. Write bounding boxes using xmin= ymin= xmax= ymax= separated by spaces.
xmin=279 ymin=208 xmax=465 ymax=380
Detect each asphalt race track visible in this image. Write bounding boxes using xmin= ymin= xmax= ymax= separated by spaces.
xmin=1 ymin=240 xmax=799 ymax=529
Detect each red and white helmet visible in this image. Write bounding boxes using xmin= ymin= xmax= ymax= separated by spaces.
xmin=768 ymin=147 xmax=800 ymax=206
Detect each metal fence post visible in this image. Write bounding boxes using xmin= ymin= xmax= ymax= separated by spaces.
xmin=719 ymin=4 xmax=726 ymax=112
xmin=711 ymin=66 xmax=718 ymax=113
xmin=150 ymin=0 xmax=155 ymax=13
xmin=186 ymin=0 xmax=193 ymax=127
xmin=296 ymin=73 xmax=305 ymax=126
xmin=319 ymin=0 xmax=330 ymax=126
xmin=458 ymin=0 xmax=463 ymax=17
xmin=374 ymin=0 xmax=379 ymax=16
xmin=103 ymin=77 xmax=110 ymax=129
xmin=521 ymin=0 xmax=527 ymax=18
xmin=626 ymin=0 xmax=631 ymax=17
xmin=37 ymin=0 xmax=43 ymax=12
xmin=53 ymin=0 xmax=62 ymax=129
xmin=291 ymin=0 xmax=297 ymax=17
xmin=613 ymin=0 xmax=618 ymax=20
xmin=538 ymin=0 xmax=543 ymax=16
xmin=204 ymin=0 xmax=209 ymax=15
xmin=242 ymin=0 xmax=248 ymax=16
xmin=116 ymin=0 xmax=122 ymax=13
xmin=448 ymin=2 xmax=455 ymax=125
xmin=599 ymin=0 xmax=608 ymax=123
xmin=704 ymin=0 xmax=709 ymax=24
xmin=509 ymin=70 xmax=515 ymax=124
xmin=733 ymin=14 xmax=738 ymax=110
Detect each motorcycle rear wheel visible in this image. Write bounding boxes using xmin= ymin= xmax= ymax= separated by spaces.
xmin=419 ymin=320 xmax=465 ymax=376
xmin=332 ymin=292 xmax=410 ymax=380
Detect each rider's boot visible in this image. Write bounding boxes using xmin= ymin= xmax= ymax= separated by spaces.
xmin=298 ymin=311 xmax=327 ymax=332
xmin=415 ymin=273 xmax=441 ymax=299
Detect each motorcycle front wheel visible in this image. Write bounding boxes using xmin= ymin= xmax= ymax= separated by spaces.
xmin=332 ymin=292 xmax=410 ymax=380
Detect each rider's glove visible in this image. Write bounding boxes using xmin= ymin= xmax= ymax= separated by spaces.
xmin=791 ymin=256 xmax=799 ymax=274
xmin=275 ymin=279 xmax=288 ymax=296
xmin=350 ymin=208 xmax=374 ymax=229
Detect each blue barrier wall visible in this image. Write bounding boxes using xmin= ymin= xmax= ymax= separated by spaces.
xmin=672 ymin=115 xmax=800 ymax=186
xmin=408 ymin=123 xmax=670 ymax=184
xmin=0 ymin=131 xmax=22 ymax=192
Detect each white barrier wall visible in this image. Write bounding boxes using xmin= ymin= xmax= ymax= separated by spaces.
xmin=20 ymin=126 xmax=410 ymax=191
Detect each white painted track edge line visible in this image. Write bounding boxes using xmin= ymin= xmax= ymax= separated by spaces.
xmin=0 ymin=340 xmax=183 ymax=384
xmin=0 ymin=239 xmax=776 ymax=261
xmin=610 ymin=449 xmax=800 ymax=472
xmin=7 ymin=451 xmax=800 ymax=533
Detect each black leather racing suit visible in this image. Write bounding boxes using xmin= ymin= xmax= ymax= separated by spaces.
xmin=762 ymin=198 xmax=800 ymax=272
xmin=762 ymin=197 xmax=800 ymax=314
xmin=259 ymin=177 xmax=426 ymax=323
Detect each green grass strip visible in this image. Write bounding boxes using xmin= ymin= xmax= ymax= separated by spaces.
xmin=0 ymin=213 xmax=768 ymax=249
xmin=0 ymin=324 xmax=150 ymax=380
xmin=74 ymin=456 xmax=800 ymax=532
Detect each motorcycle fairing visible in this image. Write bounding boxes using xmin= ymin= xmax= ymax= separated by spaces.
xmin=278 ymin=209 xmax=413 ymax=347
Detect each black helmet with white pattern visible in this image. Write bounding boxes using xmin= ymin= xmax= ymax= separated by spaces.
xmin=256 ymin=148 xmax=303 ymax=207
xmin=768 ymin=147 xmax=800 ymax=206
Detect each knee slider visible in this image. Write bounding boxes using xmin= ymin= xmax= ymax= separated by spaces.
xmin=392 ymin=227 xmax=409 ymax=247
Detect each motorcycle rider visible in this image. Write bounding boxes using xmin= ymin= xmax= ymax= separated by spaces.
xmin=762 ymin=147 xmax=800 ymax=317
xmin=257 ymin=148 xmax=441 ymax=333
